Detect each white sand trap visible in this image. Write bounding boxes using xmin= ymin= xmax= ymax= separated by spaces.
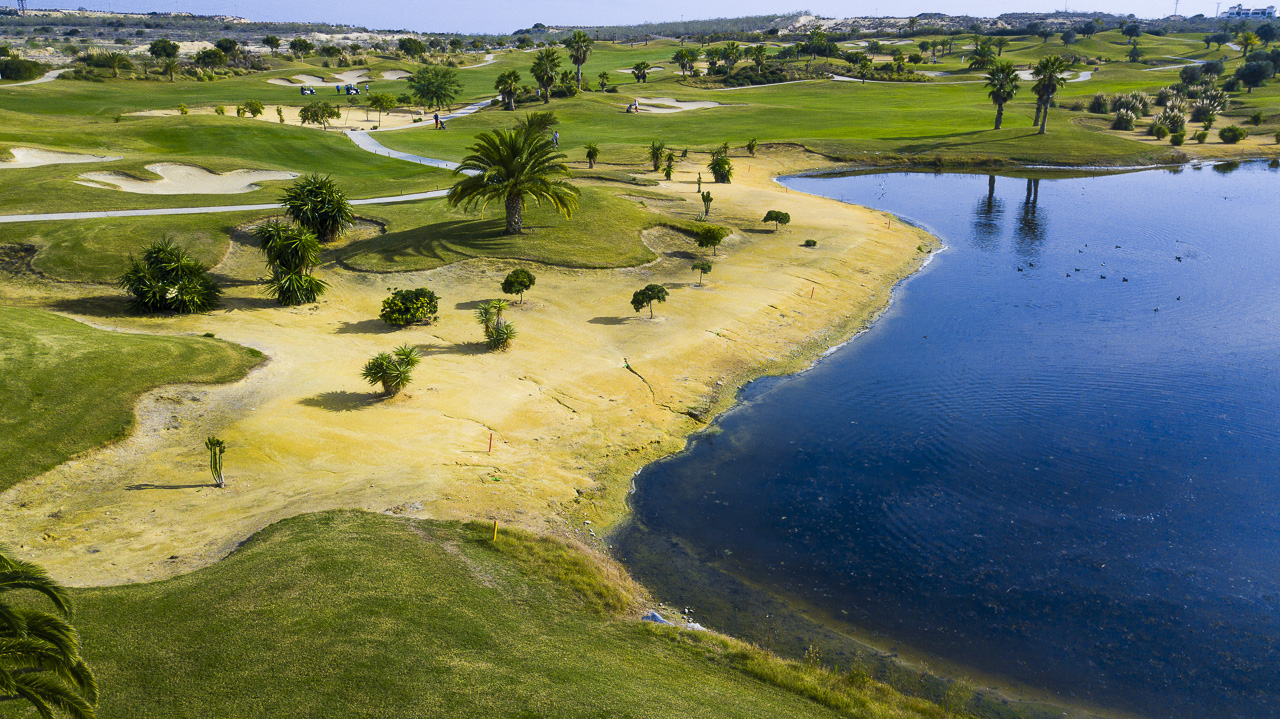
xmin=619 ymin=66 xmax=666 ymax=73
xmin=1 ymin=147 xmax=122 ymax=169
xmin=75 ymin=163 xmax=297 ymax=195
xmin=632 ymin=97 xmax=723 ymax=113
xmin=332 ymin=70 xmax=371 ymax=84
xmin=381 ymin=70 xmax=411 ymax=80
xmin=266 ymin=73 xmax=327 ymax=86
xmin=268 ymin=70 xmax=371 ymax=87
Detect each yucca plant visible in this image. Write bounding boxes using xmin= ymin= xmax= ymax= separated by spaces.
xmin=584 ymin=142 xmax=599 ymax=169
xmin=253 ymin=220 xmax=328 ymax=306
xmin=117 ymin=238 xmax=221 ymax=314
xmin=280 ymin=174 xmax=353 ymax=243
xmin=0 ymin=549 xmax=99 ymax=719
xmin=476 ymin=300 xmax=517 ymax=350
xmin=708 ymin=154 xmax=733 ymax=184
xmin=361 ymin=344 xmax=421 ymax=396
xmin=648 ymin=140 xmax=666 ymax=172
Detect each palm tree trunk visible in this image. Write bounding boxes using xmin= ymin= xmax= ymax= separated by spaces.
xmin=576 ymin=64 xmax=582 ymax=89
xmin=1033 ymin=100 xmax=1043 ymax=127
xmin=1039 ymin=105 xmax=1049 ymax=134
xmin=505 ymin=193 xmax=523 ymax=234
xmin=994 ymin=102 xmax=1004 ymax=130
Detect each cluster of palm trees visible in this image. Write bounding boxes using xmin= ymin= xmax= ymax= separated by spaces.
xmin=983 ymin=55 xmax=1070 ymax=134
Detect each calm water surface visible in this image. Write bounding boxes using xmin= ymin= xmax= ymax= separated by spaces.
xmin=621 ymin=163 xmax=1280 ymax=719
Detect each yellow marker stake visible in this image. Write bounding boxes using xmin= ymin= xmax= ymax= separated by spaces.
xmin=492 ymin=519 xmax=498 ymax=542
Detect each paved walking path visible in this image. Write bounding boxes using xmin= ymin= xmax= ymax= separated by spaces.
xmin=1 ymin=69 xmax=70 ymax=88
xmin=0 ymin=190 xmax=447 ymax=224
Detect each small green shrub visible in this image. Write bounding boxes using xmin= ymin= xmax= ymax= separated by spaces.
xmin=1194 ymin=130 xmax=1209 ymax=143
xmin=1250 ymin=110 xmax=1265 ymax=125
xmin=1151 ymin=124 xmax=1169 ymax=140
xmin=1219 ymin=125 xmax=1249 ymax=143
xmin=1111 ymin=109 xmax=1137 ymax=130
xmin=177 ymin=103 xmax=189 ymax=115
xmin=214 ymin=105 xmax=226 ymax=116
xmin=803 ymin=239 xmax=817 ymax=248
xmin=380 ymin=288 xmax=440 ymax=327
xmin=1088 ymin=92 xmax=1109 ymax=113
xmin=1170 ymin=132 xmax=1185 ymax=146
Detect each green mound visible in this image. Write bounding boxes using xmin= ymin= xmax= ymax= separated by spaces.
xmin=68 ymin=511 xmax=950 ymax=719
xmin=0 ymin=307 xmax=262 ymax=491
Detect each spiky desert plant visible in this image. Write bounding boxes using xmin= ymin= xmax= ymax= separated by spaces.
xmin=117 ymin=238 xmax=221 ymax=314
xmin=204 ymin=436 xmax=226 ymax=488
xmin=280 ymin=174 xmax=354 ymax=243
xmin=584 ymin=141 xmax=599 ymax=169
xmin=253 ymin=220 xmax=328 ymax=306
xmin=361 ymin=344 xmax=421 ymax=396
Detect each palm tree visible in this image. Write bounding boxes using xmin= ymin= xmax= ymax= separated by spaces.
xmin=1240 ymin=31 xmax=1260 ymax=57
xmin=597 ymin=70 xmax=610 ymax=91
xmin=162 ymin=58 xmax=179 ymax=81
xmin=985 ymin=60 xmax=1020 ymax=130
xmin=361 ymin=345 xmax=420 ymax=396
xmin=1032 ymin=55 xmax=1070 ymax=134
xmin=531 ymin=48 xmax=561 ymax=103
xmin=994 ymin=37 xmax=1010 ymax=56
xmin=104 ymin=51 xmax=130 ymax=78
xmin=447 ymin=126 xmax=580 ymax=235
xmin=0 ymin=549 xmax=99 ymax=719
xmin=563 ymin=30 xmax=593 ymax=90
xmin=495 ymin=69 xmax=521 ymax=111
xmin=631 ymin=60 xmax=651 ymax=83
xmin=748 ymin=44 xmax=768 ymax=69
xmin=721 ymin=42 xmax=743 ymax=73
xmin=280 ymin=174 xmax=353 ymax=243
xmin=584 ymin=142 xmax=599 ymax=169
xmin=672 ymin=47 xmax=700 ymax=75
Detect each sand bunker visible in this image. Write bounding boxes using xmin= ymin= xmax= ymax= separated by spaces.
xmin=1 ymin=147 xmax=122 ymax=169
xmin=75 ymin=163 xmax=297 ymax=195
xmin=632 ymin=97 xmax=723 ymax=113
xmin=381 ymin=70 xmax=411 ymax=80
xmin=268 ymin=70 xmax=373 ymax=87
xmin=618 ymin=66 xmax=666 ymax=73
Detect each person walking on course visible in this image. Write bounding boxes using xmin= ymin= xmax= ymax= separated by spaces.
xmin=552 ymin=131 xmax=559 ymax=148
xmin=433 ymin=112 xmax=440 ymax=129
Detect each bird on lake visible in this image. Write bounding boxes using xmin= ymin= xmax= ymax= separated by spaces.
xmin=1123 ymin=278 xmax=1128 ymax=282
xmin=1101 ymin=275 xmax=1107 ymax=279
xmin=1176 ymin=256 xmax=1182 ymax=262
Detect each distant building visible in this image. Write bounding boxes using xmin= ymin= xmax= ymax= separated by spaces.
xmin=1221 ymin=4 xmax=1276 ymax=18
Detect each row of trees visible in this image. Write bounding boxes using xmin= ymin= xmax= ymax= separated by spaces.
xmin=983 ymin=56 xmax=1071 ymax=134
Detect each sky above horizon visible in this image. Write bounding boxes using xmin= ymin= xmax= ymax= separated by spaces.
xmin=14 ymin=0 xmax=1229 ymax=34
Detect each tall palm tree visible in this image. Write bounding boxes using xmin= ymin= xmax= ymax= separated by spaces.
xmin=1031 ymin=55 xmax=1070 ymax=134
xmin=531 ymin=48 xmax=561 ymax=103
xmin=721 ymin=41 xmax=742 ymax=73
xmin=631 ymin=60 xmax=651 ymax=83
xmin=0 ymin=549 xmax=99 ymax=719
xmin=994 ymin=37 xmax=1010 ymax=56
xmin=494 ymin=69 xmax=521 ymax=111
xmin=162 ymin=58 xmax=179 ymax=81
xmin=748 ymin=44 xmax=768 ymax=69
xmin=448 ymin=126 xmax=580 ymax=235
xmin=985 ymin=60 xmax=1020 ymax=130
xmin=563 ymin=30 xmax=593 ymax=90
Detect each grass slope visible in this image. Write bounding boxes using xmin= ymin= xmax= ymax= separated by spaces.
xmin=339 ymin=186 xmax=671 ymax=272
xmin=0 ymin=307 xmax=262 ymax=491
xmin=46 ymin=511 xmax=952 ymax=719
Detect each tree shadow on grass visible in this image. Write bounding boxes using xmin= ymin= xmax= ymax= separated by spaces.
xmin=336 ymin=318 xmax=398 ymax=334
xmin=46 ymin=294 xmax=129 ymax=318
xmin=125 ymin=482 xmax=214 ymax=491
xmin=454 ymin=299 xmax=489 ymax=310
xmin=588 ymin=316 xmax=631 ymax=325
xmin=338 ymin=217 xmax=511 ymax=270
xmin=299 ymin=390 xmax=383 ymax=412
xmin=741 ymin=228 xmax=777 ymax=235
xmin=663 ymin=249 xmax=699 ymax=260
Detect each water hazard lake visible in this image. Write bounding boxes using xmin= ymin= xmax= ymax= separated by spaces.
xmin=618 ymin=162 xmax=1280 ymax=719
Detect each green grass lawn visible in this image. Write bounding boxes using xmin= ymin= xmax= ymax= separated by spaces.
xmin=0 ymin=209 xmax=267 ymax=282
xmin=0 ymin=306 xmax=262 ymax=491
xmin=339 ymin=186 xmax=672 ymax=272
xmin=27 ymin=510 xmax=952 ymax=719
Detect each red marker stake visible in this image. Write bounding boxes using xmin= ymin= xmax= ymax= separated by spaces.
xmin=488 ymin=432 xmax=493 ymax=453
xmin=810 ymin=287 xmax=814 ymax=299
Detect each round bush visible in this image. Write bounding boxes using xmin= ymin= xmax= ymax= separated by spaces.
xmin=1151 ymin=124 xmax=1170 ymax=140
xmin=1218 ymin=125 xmax=1249 ymax=144
xmin=1170 ymin=132 xmax=1185 ymax=146
xmin=1194 ymin=131 xmax=1209 ymax=143
xmin=1088 ymin=92 xmax=1110 ymax=113
xmin=380 ymin=288 xmax=440 ymax=327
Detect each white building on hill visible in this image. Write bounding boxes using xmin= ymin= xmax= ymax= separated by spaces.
xmin=1221 ymin=4 xmax=1276 ymax=18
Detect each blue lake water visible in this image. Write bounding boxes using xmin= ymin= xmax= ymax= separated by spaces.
xmin=620 ymin=163 xmax=1280 ymax=719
